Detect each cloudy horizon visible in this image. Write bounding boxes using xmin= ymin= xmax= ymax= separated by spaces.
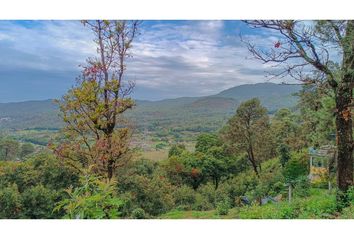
xmin=0 ymin=20 xmax=292 ymax=103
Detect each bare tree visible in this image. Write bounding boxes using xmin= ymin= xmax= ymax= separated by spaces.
xmin=243 ymin=20 xmax=353 ymax=205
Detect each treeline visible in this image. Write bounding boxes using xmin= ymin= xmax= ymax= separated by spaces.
xmin=0 ymin=137 xmax=35 ymax=161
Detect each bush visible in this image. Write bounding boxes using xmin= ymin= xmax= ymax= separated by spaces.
xmin=55 ymin=175 xmax=123 ymax=219
xmin=131 ymin=159 xmax=158 ymax=177
xmin=293 ymin=176 xmax=311 ymax=197
xmin=298 ymin=192 xmax=336 ymax=218
xmin=192 ymin=193 xmax=213 ymax=211
xmin=21 ymin=185 xmax=57 ymax=219
xmin=0 ymin=152 xmax=80 ymax=192
xmin=20 ymin=143 xmax=35 ymax=159
xmin=216 ymin=199 xmax=230 ymax=215
xmin=348 ymin=186 xmax=354 ymax=203
xmin=283 ymin=152 xmax=308 ymax=183
xmin=174 ymin=185 xmax=196 ymax=210
xmin=196 ymin=183 xmax=216 ymax=208
xmin=27 ymin=152 xmax=80 ymax=190
xmin=340 ymin=204 xmax=354 ymax=219
xmin=237 ymin=189 xmax=337 ymax=219
xmin=118 ymin=175 xmax=175 ymax=216
xmin=131 ymin=208 xmax=146 ymax=219
xmin=0 ymin=184 xmax=22 ymax=219
xmin=211 ymin=172 xmax=260 ymax=208
xmin=168 ymin=144 xmax=186 ymax=157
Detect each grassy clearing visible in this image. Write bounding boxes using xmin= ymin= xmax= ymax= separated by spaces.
xmin=160 ymin=188 xmax=349 ymax=219
xmin=139 ymin=150 xmax=168 ymax=161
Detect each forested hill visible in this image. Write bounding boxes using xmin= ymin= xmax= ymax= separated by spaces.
xmin=0 ymin=83 xmax=302 ymax=132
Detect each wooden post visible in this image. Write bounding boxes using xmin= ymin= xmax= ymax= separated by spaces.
xmin=288 ymin=184 xmax=292 ymax=203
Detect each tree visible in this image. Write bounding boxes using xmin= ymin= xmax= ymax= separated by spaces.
xmin=244 ymin=20 xmax=353 ymax=204
xmin=20 ymin=143 xmax=35 ymax=159
xmin=271 ymin=108 xmax=304 ymax=151
xmin=0 ymin=139 xmax=20 ymax=161
xmin=55 ymin=20 xmax=140 ymax=181
xmin=283 ymin=152 xmax=308 ymax=183
xmin=278 ymin=143 xmax=291 ymax=168
xmin=195 ymin=133 xmax=231 ymax=189
xmin=168 ymin=144 xmax=186 ymax=157
xmin=195 ymin=133 xmax=222 ymax=154
xmin=222 ymin=98 xmax=274 ymax=176
xmin=297 ymin=85 xmax=336 ymax=147
xmin=200 ymin=147 xmax=228 ymax=190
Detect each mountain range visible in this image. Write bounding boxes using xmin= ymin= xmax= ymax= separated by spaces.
xmin=0 ymin=83 xmax=302 ymax=133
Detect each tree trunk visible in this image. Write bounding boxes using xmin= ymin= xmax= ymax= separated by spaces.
xmin=336 ymin=20 xmax=354 ymax=207
xmin=248 ymin=145 xmax=260 ymax=177
xmin=248 ymin=151 xmax=259 ymax=177
xmin=107 ymin=160 xmax=113 ymax=181
xmin=214 ymin=178 xmax=219 ymax=190
xmin=335 ymin=85 xmax=353 ymax=205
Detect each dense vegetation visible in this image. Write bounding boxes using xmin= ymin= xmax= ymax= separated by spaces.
xmin=0 ymin=20 xmax=352 ymax=219
xmin=0 ymin=89 xmax=352 ymax=219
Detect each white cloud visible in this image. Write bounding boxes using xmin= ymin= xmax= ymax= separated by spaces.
xmin=0 ymin=21 xmax=95 ymax=72
xmin=127 ymin=21 xmax=281 ymax=98
xmin=0 ymin=20 xmax=290 ymax=101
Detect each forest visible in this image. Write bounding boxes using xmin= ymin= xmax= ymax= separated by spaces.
xmin=0 ymin=20 xmax=353 ymax=219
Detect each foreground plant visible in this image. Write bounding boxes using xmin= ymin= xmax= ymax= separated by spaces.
xmin=54 ymin=173 xmax=123 ymax=219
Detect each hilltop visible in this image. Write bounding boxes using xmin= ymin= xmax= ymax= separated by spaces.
xmin=0 ymin=83 xmax=302 ymax=133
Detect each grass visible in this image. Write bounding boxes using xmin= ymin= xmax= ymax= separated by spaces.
xmin=160 ymin=188 xmax=345 ymax=219
xmin=139 ymin=150 xmax=168 ymax=161
xmin=160 ymin=210 xmax=220 ymax=219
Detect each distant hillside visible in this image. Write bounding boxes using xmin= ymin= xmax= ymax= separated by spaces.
xmin=0 ymin=83 xmax=302 ymax=133
xmin=0 ymin=100 xmax=61 ymax=130
xmin=214 ymin=82 xmax=301 ymax=111
xmin=128 ymin=83 xmax=301 ymax=133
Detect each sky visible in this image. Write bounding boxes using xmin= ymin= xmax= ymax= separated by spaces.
xmin=0 ymin=20 xmax=285 ymax=102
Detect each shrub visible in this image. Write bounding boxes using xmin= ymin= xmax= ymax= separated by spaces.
xmin=21 ymin=185 xmax=57 ymax=219
xmin=237 ymin=189 xmax=337 ymax=219
xmin=119 ymin=175 xmax=175 ymax=216
xmin=196 ymin=182 xmax=216 ymax=207
xmin=159 ymin=156 xmax=186 ymax=187
xmin=216 ymin=199 xmax=230 ymax=215
xmin=283 ymin=151 xmax=308 ymax=184
xmin=293 ymin=176 xmax=311 ymax=197
xmin=0 ymin=184 xmax=22 ymax=219
xmin=55 ymin=175 xmax=123 ymax=219
xmin=131 ymin=159 xmax=158 ymax=177
xmin=20 ymin=143 xmax=35 ymax=159
xmin=174 ymin=185 xmax=196 ymax=210
xmin=27 ymin=152 xmax=80 ymax=190
xmin=168 ymin=144 xmax=186 ymax=157
xmin=298 ymin=193 xmax=336 ymax=218
xmin=348 ymin=186 xmax=354 ymax=203
xmin=192 ymin=193 xmax=213 ymax=211
xmin=131 ymin=208 xmax=146 ymax=219
xmin=340 ymin=204 xmax=354 ymax=219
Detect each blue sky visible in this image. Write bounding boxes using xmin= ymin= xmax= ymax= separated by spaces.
xmin=0 ymin=20 xmax=282 ymax=102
